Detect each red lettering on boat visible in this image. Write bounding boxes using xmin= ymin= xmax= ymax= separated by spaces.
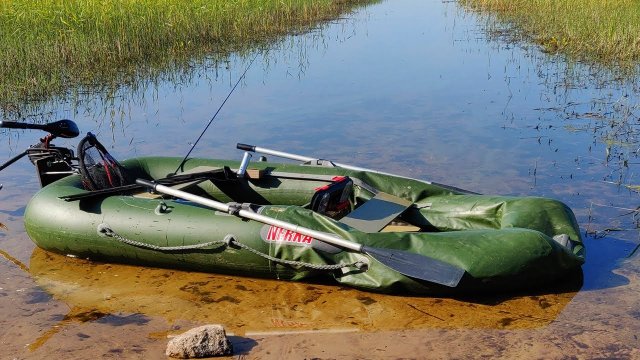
xmin=264 ymin=226 xmax=313 ymax=244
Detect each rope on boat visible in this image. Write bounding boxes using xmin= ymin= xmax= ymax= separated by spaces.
xmin=228 ymin=237 xmax=367 ymax=271
xmin=99 ymin=225 xmax=226 ymax=252
xmin=98 ymin=224 xmax=367 ymax=272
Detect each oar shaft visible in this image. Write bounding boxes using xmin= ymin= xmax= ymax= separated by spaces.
xmin=236 ymin=143 xmax=408 ymax=178
xmin=237 ymin=143 xmax=369 ymax=172
xmin=137 ymin=180 xmax=362 ymax=252
xmin=238 ymin=144 xmax=316 ymax=163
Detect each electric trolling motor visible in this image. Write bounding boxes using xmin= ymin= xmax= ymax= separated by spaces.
xmin=0 ymin=119 xmax=80 ymax=187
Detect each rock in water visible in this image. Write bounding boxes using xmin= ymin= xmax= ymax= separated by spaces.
xmin=166 ymin=325 xmax=233 ymax=358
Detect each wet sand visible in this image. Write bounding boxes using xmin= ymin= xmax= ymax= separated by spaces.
xmin=1 ymin=223 xmax=639 ymax=358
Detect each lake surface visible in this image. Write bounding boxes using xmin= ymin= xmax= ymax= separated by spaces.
xmin=1 ymin=0 xmax=639 ymax=358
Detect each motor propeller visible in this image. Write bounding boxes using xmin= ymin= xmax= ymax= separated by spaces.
xmin=0 ymin=119 xmax=79 ymax=138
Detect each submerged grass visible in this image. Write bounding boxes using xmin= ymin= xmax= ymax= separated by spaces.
xmin=461 ymin=0 xmax=640 ymax=67
xmin=0 ymin=0 xmax=373 ymax=110
xmin=463 ymin=1 xmax=640 ymax=229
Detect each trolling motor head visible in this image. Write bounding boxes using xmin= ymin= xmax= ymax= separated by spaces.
xmin=0 ymin=119 xmax=80 ymax=139
xmin=42 ymin=119 xmax=80 ymax=138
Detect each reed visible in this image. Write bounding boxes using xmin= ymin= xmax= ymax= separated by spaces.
xmin=462 ymin=0 xmax=640 ymax=66
xmin=0 ymin=0 xmax=373 ymax=108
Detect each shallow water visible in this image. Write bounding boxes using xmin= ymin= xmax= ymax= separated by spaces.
xmin=1 ymin=0 xmax=640 ymax=358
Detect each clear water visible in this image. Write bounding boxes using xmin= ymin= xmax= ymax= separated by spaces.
xmin=1 ymin=0 xmax=639 ymax=358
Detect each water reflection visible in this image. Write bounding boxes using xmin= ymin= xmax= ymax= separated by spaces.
xmin=29 ymin=248 xmax=580 ymax=340
xmin=579 ymin=235 xmax=636 ymax=291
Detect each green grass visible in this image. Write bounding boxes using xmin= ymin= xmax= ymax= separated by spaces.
xmin=0 ymin=0 xmax=373 ymax=110
xmin=461 ymin=0 xmax=640 ymax=66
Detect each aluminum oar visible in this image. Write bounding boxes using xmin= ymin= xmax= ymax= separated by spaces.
xmin=136 ymin=179 xmax=465 ymax=287
xmin=236 ymin=143 xmax=390 ymax=175
xmin=235 ymin=143 xmax=480 ymax=195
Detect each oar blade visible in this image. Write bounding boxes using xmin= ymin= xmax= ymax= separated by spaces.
xmin=363 ymin=245 xmax=465 ymax=287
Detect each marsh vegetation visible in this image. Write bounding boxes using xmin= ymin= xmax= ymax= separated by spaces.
xmin=462 ymin=0 xmax=640 ymax=67
xmin=0 ymin=0 xmax=374 ymax=111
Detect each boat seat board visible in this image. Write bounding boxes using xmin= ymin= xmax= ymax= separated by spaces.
xmin=380 ymin=224 xmax=421 ymax=233
xmin=339 ymin=192 xmax=413 ymax=233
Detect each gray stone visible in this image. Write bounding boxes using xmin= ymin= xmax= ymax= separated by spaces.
xmin=166 ymin=324 xmax=233 ymax=358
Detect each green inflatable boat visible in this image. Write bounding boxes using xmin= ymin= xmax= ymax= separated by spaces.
xmin=1 ymin=120 xmax=585 ymax=295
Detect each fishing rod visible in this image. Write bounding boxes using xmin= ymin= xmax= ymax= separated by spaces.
xmin=174 ymin=52 xmax=260 ymax=174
